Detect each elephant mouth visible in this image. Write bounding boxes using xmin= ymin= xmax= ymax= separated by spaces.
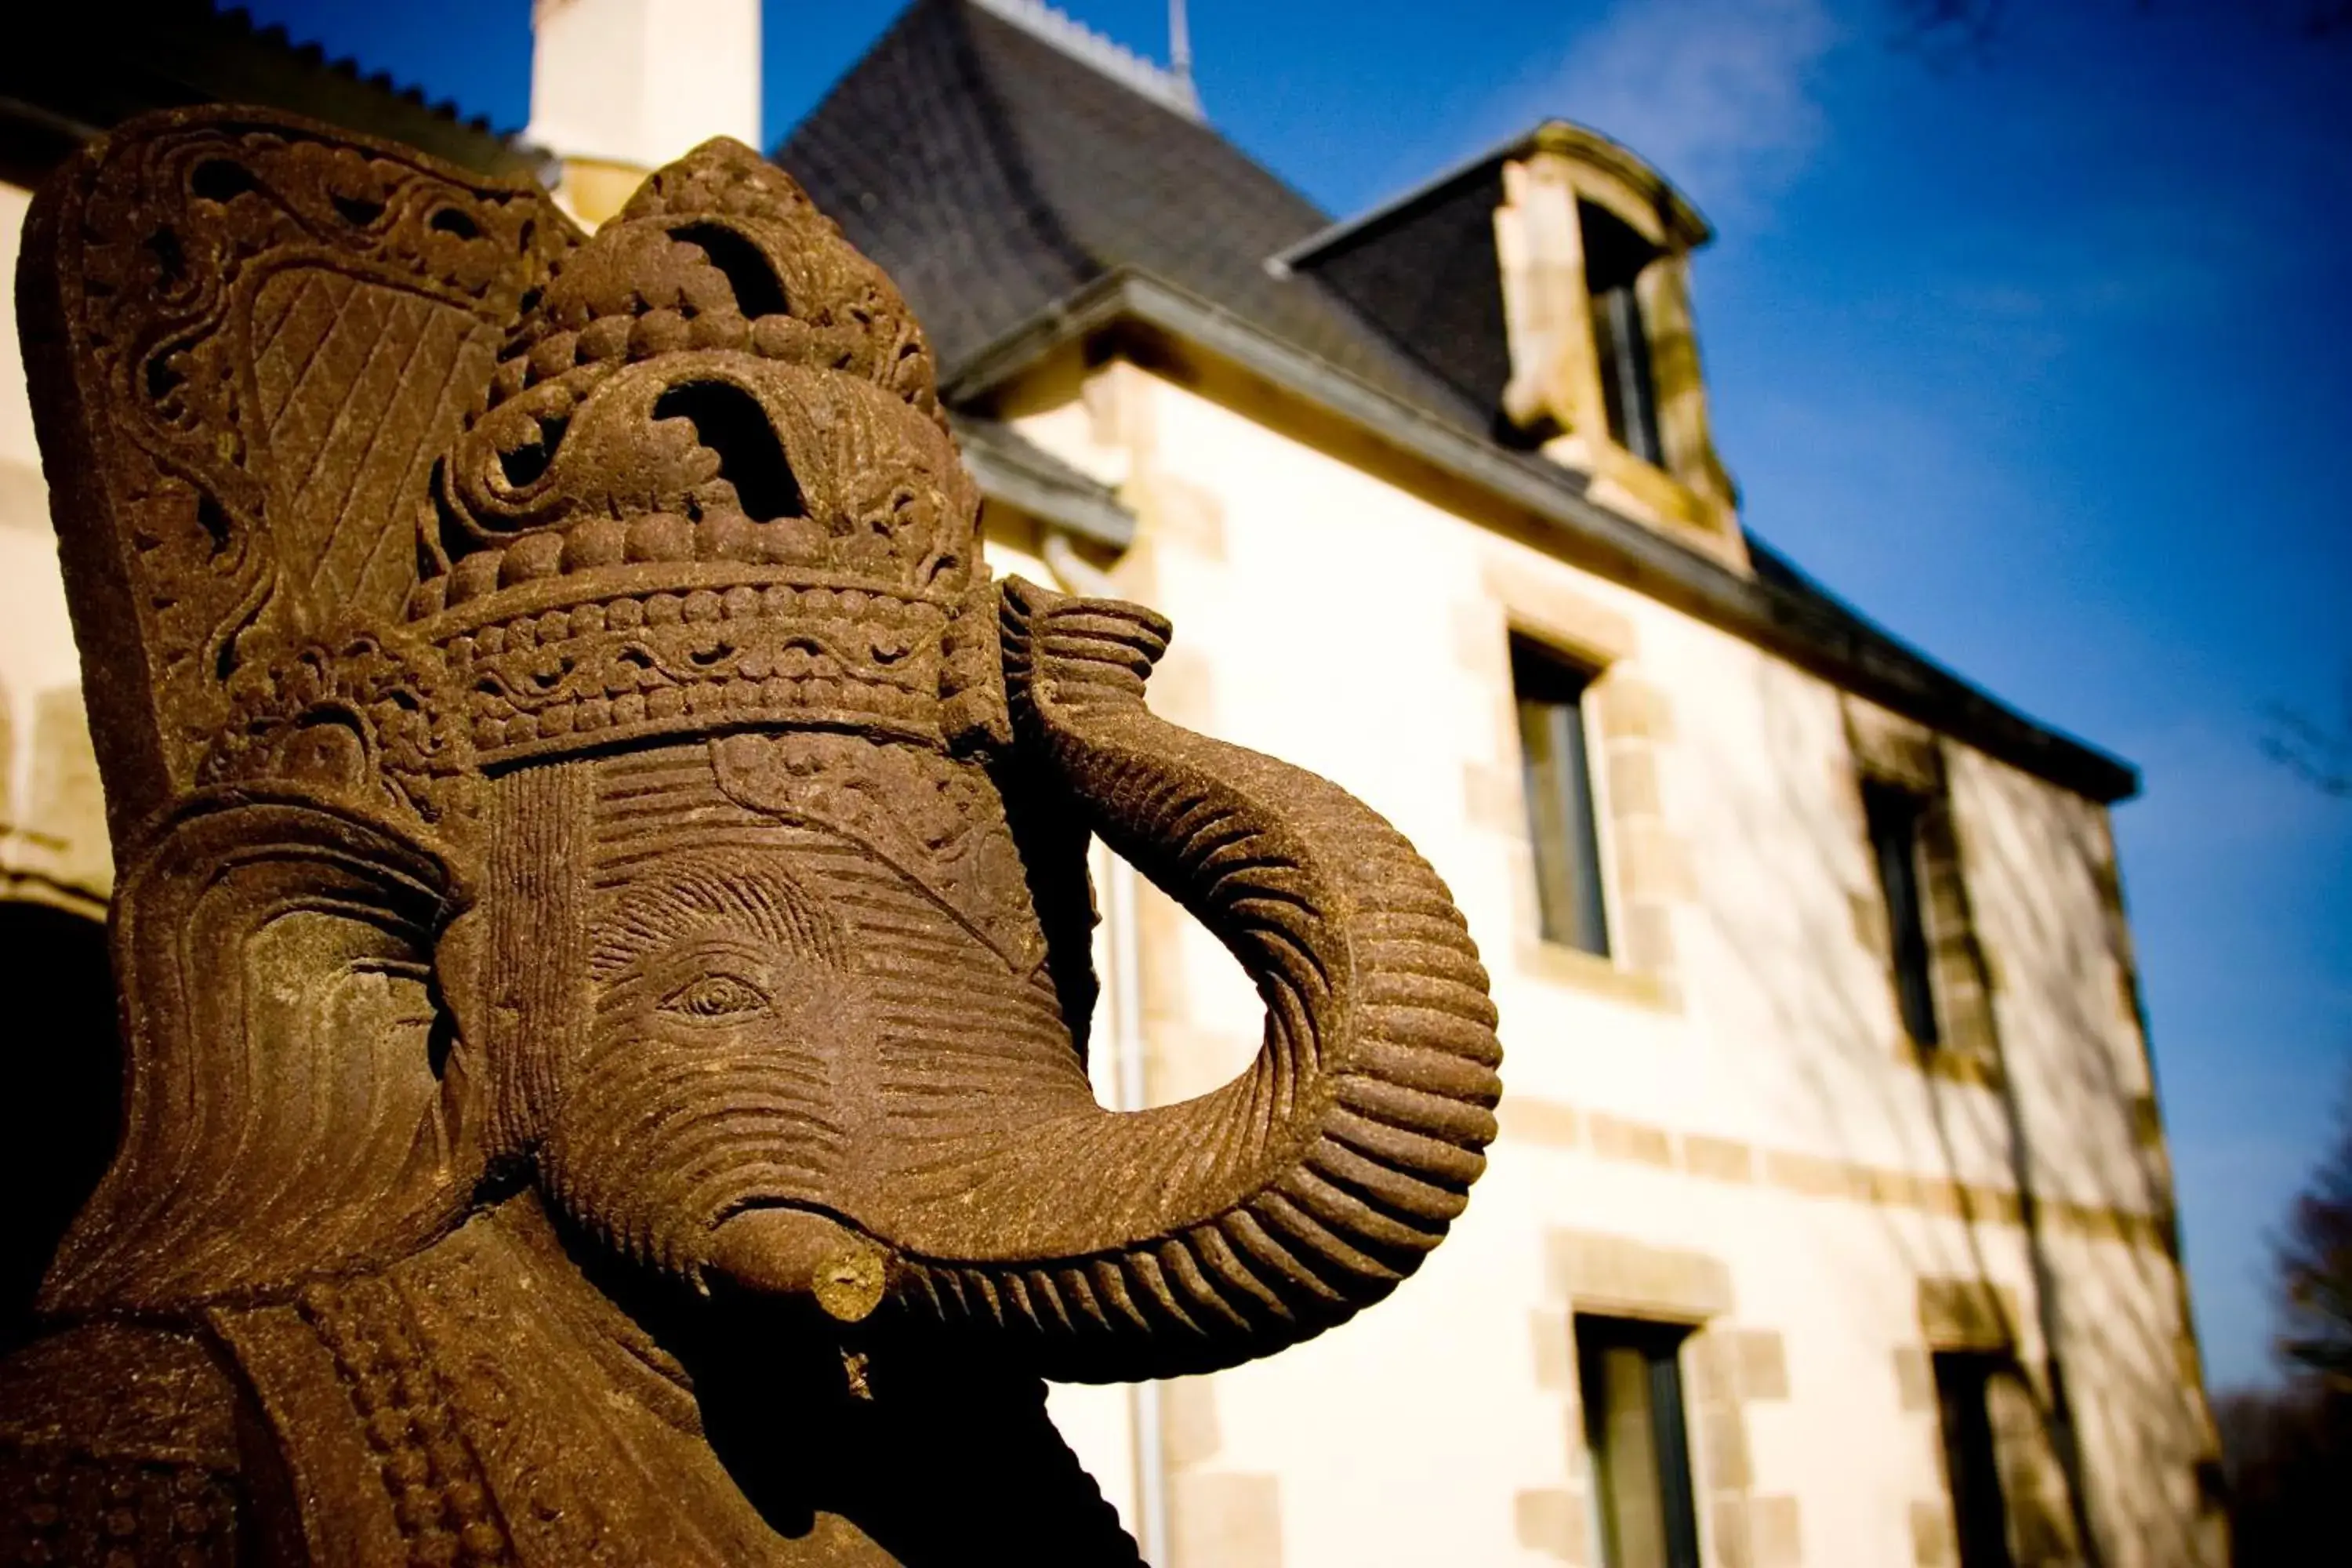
xmin=704 ymin=1200 xmax=894 ymax=1323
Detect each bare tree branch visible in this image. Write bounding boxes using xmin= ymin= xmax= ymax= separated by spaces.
xmin=2276 ymin=1073 xmax=2352 ymax=1386
xmin=1889 ymin=0 xmax=2352 ymax=49
xmin=2261 ymin=672 xmax=2352 ymax=800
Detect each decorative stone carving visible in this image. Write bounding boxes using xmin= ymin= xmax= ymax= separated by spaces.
xmin=3 ymin=107 xmax=1503 ymax=1563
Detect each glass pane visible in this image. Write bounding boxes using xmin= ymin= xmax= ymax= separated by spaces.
xmin=1592 ymin=282 xmax=1629 ymax=448
xmin=1580 ymin=1319 xmax=1701 ymax=1568
xmin=1593 ymin=285 xmax=1664 ymax=466
xmin=1514 ymin=644 xmax=1610 ymax=956
xmin=1984 ymin=1367 xmax=2079 ymax=1564
xmin=1595 ymin=1345 xmax=1669 ymax=1568
xmin=1935 ymin=1354 xmax=2016 ymax=1568
xmin=1579 ymin=201 xmax=1666 ymax=469
xmin=1864 ymin=779 xmax=1940 ymax=1046
xmin=1646 ymin=1349 xmax=1702 ymax=1568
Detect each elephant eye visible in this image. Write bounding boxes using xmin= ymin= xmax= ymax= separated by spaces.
xmin=661 ymin=973 xmax=770 ymax=1020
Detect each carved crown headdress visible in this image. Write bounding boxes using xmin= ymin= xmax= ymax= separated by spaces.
xmin=27 ymin=110 xmax=1001 ymax=846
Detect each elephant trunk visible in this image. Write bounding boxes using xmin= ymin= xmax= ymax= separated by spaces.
xmin=880 ymin=579 xmax=1501 ymax=1381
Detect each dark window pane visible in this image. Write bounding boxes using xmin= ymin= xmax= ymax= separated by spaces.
xmin=1579 ymin=1317 xmax=1700 ymax=1568
xmin=1935 ymin=1353 xmax=2017 ymax=1568
xmin=1581 ymin=201 xmax=1664 ymax=467
xmin=1864 ymin=778 xmax=1940 ymax=1046
xmin=1513 ymin=638 xmax=1610 ymax=956
xmin=1647 ymin=1348 xmax=1702 ymax=1568
xmin=1593 ymin=1342 xmax=1668 ymax=1568
xmin=1592 ymin=284 xmax=1664 ymax=465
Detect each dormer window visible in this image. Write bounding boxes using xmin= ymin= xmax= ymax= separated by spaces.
xmin=1273 ymin=118 xmax=1743 ymax=566
xmin=1581 ymin=201 xmax=1664 ymax=468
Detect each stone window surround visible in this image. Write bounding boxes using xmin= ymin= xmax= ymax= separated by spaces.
xmin=1157 ymin=1373 xmax=1285 ymax=1568
xmin=1466 ymin=561 xmax=1693 ymax=1015
xmin=1902 ymin=1276 xmax=2092 ymax=1568
xmin=1839 ymin=699 xmax=2005 ymax=1091
xmin=1492 ymin=127 xmax=1741 ymax=567
xmin=0 ymin=681 xmax=111 ymax=919
xmin=1518 ymin=1229 xmax=1798 ymax=1568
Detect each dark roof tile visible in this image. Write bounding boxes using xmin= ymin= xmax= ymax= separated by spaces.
xmin=778 ymin=0 xmax=1487 ymax=434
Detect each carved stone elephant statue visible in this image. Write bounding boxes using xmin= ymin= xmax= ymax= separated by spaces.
xmin=0 ymin=111 xmax=1501 ymax=1565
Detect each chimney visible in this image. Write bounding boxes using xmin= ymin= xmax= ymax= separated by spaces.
xmin=525 ymin=0 xmax=762 ymax=225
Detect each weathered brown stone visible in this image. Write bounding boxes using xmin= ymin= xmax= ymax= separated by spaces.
xmin=1750 ymin=1494 xmax=1802 ymax=1568
xmin=1918 ymin=1277 xmax=2022 ymax=1353
xmin=2 ymin=108 xmax=1504 ymax=1563
xmin=1728 ymin=1328 xmax=1790 ymax=1403
xmin=1515 ymin=1486 xmax=1589 ymax=1562
xmin=1544 ymin=1230 xmax=1732 ymax=1319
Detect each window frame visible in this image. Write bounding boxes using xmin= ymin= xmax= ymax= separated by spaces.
xmin=1575 ymin=1314 xmax=1704 ymax=1568
xmin=1933 ymin=1350 xmax=2020 ymax=1568
xmin=1861 ymin=775 xmax=1942 ymax=1048
xmin=1577 ymin=198 xmax=1667 ymax=469
xmin=1510 ymin=633 xmax=1617 ymax=960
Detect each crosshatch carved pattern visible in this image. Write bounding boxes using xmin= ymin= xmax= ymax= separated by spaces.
xmin=3 ymin=111 xmax=1503 ymax=1563
xmin=23 ymin=111 xmax=575 ymax=827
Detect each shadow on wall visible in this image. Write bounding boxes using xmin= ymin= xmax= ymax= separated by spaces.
xmin=1700 ymin=655 xmax=2219 ymax=1568
xmin=0 ymin=900 xmax=119 ymax=1359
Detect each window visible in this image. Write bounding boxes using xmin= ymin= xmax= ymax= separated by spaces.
xmin=1513 ymin=637 xmax=1610 ymax=956
xmin=1580 ymin=201 xmax=1664 ymax=466
xmin=1849 ymin=715 xmax=2000 ymax=1071
xmin=1934 ymin=1352 xmax=2017 ymax=1568
xmin=1577 ymin=1316 xmax=1701 ymax=1568
xmin=1863 ymin=777 xmax=1940 ymax=1047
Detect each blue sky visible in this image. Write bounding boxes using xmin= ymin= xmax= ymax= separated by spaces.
xmin=242 ymin=0 xmax=2352 ymax=1390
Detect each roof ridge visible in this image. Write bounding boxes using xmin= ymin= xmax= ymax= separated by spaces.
xmin=967 ymin=0 xmax=1203 ymax=122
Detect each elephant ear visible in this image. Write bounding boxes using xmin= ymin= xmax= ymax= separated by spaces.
xmin=40 ymin=789 xmax=481 ymax=1316
xmin=15 ymin=107 xmax=559 ymax=1314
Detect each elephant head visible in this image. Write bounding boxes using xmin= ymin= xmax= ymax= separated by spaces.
xmin=24 ymin=120 xmax=1501 ymax=1393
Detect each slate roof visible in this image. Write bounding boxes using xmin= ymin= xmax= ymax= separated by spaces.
xmin=1277 ymin=154 xmax=1516 ymax=425
xmin=777 ymin=0 xmax=1493 ymax=437
xmin=1270 ymin=119 xmax=1710 ymax=426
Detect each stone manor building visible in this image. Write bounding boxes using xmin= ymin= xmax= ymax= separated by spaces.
xmin=0 ymin=2 xmax=2225 ymax=1566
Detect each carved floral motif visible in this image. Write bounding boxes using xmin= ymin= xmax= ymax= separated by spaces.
xmin=204 ymin=628 xmax=477 ymax=824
